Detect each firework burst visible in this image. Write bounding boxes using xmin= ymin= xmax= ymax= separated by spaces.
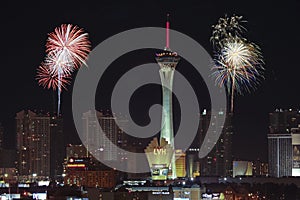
xmin=46 ymin=24 xmax=91 ymax=69
xmin=36 ymin=65 xmax=71 ymax=91
xmin=44 ymin=51 xmax=74 ymax=75
xmin=211 ymin=16 xmax=264 ymax=113
xmin=36 ymin=24 xmax=91 ymax=115
xmin=211 ymin=15 xmax=246 ymax=49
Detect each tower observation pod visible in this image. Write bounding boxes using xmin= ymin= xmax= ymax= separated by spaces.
xmin=155 ymin=15 xmax=180 ymax=179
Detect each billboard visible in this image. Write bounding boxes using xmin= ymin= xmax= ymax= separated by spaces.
xmin=0 ymin=194 xmax=21 ymax=200
xmin=233 ymin=161 xmax=253 ymax=177
xmin=202 ymin=193 xmax=225 ymax=200
xmin=151 ymin=166 xmax=169 ymax=180
xmin=293 ymin=145 xmax=300 ymax=168
xmin=33 ymin=193 xmax=47 ymax=200
xmin=292 ymin=145 xmax=300 ymax=176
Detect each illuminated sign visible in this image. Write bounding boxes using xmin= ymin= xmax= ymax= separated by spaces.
xmin=18 ymin=183 xmax=30 ymax=188
xmin=33 ymin=193 xmax=47 ymax=200
xmin=153 ymin=164 xmax=165 ymax=168
xmin=0 ymin=194 xmax=21 ymax=199
xmin=152 ymin=191 xmax=170 ymax=195
xmin=202 ymin=193 xmax=225 ymax=200
xmin=0 ymin=183 xmax=9 ymax=188
xmin=38 ymin=181 xmax=50 ymax=186
xmin=153 ymin=148 xmax=167 ymax=155
xmin=67 ymin=164 xmax=85 ymax=168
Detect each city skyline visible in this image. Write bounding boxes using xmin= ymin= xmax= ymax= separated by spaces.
xmin=1 ymin=1 xmax=300 ymax=199
xmin=1 ymin=0 xmax=300 ymax=164
xmin=0 ymin=107 xmax=299 ymax=199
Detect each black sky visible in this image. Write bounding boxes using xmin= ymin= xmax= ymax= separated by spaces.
xmin=1 ymin=0 xmax=300 ymax=162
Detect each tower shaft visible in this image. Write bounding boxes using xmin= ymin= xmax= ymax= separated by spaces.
xmin=159 ymin=67 xmax=177 ymax=179
xmin=159 ymin=68 xmax=174 ymax=147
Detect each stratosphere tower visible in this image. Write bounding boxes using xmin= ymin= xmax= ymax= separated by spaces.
xmin=155 ymin=15 xmax=180 ymax=179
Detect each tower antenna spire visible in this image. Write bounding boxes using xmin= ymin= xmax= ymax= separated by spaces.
xmin=166 ymin=13 xmax=170 ymax=50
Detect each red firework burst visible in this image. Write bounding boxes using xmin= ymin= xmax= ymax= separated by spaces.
xmin=36 ymin=65 xmax=71 ymax=91
xmin=46 ymin=24 xmax=91 ymax=70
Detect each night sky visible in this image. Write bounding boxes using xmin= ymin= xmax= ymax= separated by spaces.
xmin=1 ymin=0 xmax=300 ymax=162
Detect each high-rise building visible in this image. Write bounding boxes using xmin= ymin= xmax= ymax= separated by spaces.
xmin=268 ymin=133 xmax=292 ymax=177
xmin=82 ymin=110 xmax=127 ymax=162
xmin=50 ymin=116 xmax=64 ymax=179
xmin=155 ymin=16 xmax=180 ymax=179
xmin=222 ymin=113 xmax=234 ymax=176
xmin=16 ymin=110 xmax=51 ymax=178
xmin=267 ymin=109 xmax=299 ymax=177
xmin=175 ymin=149 xmax=186 ymax=178
xmin=82 ymin=110 xmax=101 ymax=159
xmin=97 ymin=112 xmax=119 ymax=161
xmin=197 ymin=110 xmax=233 ymax=177
xmin=82 ymin=110 xmax=137 ymax=181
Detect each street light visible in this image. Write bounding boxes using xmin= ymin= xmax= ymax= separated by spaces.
xmin=32 ymin=173 xmax=37 ymax=183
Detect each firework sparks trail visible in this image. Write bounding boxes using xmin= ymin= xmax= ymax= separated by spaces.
xmin=36 ymin=24 xmax=91 ymax=115
xmin=211 ymin=16 xmax=264 ymax=113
